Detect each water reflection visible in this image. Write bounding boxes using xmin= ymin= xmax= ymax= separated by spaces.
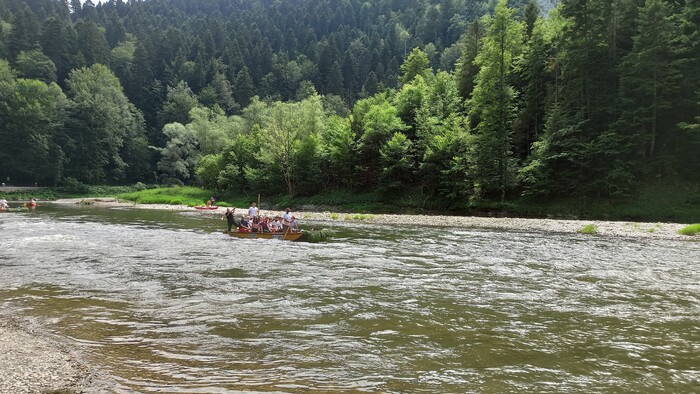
xmin=0 ymin=204 xmax=698 ymax=392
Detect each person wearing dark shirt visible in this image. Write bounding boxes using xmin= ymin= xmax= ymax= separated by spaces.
xmin=222 ymin=208 xmax=236 ymax=232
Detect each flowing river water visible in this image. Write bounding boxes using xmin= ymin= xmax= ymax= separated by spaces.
xmin=0 ymin=204 xmax=698 ymax=393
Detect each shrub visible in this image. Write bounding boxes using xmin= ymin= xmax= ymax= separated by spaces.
xmin=58 ymin=177 xmax=90 ymax=194
xmin=304 ymin=228 xmax=337 ymax=243
xmin=578 ymin=224 xmax=598 ymax=235
xmin=679 ymin=224 xmax=700 ymax=236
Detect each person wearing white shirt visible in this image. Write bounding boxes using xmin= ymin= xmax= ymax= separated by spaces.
xmin=248 ymin=202 xmax=259 ymax=219
xmin=282 ymin=208 xmax=292 ymax=231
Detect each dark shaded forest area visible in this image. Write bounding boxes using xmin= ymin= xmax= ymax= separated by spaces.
xmin=0 ymin=0 xmax=698 ymax=208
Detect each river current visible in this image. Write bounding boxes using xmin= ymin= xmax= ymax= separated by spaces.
xmin=0 ymin=204 xmax=698 ymax=393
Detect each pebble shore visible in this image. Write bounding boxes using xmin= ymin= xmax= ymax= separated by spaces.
xmin=55 ymin=198 xmax=695 ymax=241
xmin=0 ymin=317 xmax=96 ymax=393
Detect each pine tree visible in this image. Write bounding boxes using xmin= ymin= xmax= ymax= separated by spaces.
xmin=468 ymin=0 xmax=524 ymax=200
xmin=615 ymin=0 xmax=681 ymax=171
xmin=40 ymin=16 xmax=73 ymax=85
xmin=531 ymin=0 xmax=636 ymax=196
xmin=513 ymin=18 xmax=552 ymax=161
xmin=234 ymin=66 xmax=254 ymax=108
xmin=524 ymin=0 xmax=540 ymax=37
xmin=455 ymin=19 xmax=483 ymax=103
xmin=8 ymin=5 xmax=41 ymax=60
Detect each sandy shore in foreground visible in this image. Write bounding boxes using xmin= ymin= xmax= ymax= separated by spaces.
xmin=53 ymin=198 xmax=696 ymax=241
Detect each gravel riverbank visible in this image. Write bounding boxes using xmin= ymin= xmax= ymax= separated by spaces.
xmin=0 ymin=317 xmax=98 ymax=393
xmin=53 ymin=198 xmax=695 ymax=241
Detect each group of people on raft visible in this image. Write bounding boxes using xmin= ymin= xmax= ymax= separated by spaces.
xmin=222 ymin=202 xmax=300 ymax=234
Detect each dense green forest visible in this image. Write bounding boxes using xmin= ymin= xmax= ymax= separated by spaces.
xmin=0 ymin=0 xmax=698 ymax=209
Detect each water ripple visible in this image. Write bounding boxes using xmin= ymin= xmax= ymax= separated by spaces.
xmin=0 ymin=207 xmax=698 ymax=392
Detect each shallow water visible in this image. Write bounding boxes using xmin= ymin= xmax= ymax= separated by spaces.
xmin=0 ymin=204 xmax=698 ymax=393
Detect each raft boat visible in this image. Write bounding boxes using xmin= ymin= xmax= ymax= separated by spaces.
xmin=224 ymin=230 xmax=304 ymax=241
xmin=195 ymin=206 xmax=219 ymax=210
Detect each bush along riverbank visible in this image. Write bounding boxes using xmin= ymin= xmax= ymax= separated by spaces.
xmin=679 ymin=224 xmax=700 ymax=236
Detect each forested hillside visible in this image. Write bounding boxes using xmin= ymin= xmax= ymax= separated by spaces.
xmin=0 ymin=0 xmax=697 ymax=209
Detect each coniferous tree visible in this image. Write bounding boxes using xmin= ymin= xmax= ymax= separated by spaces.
xmin=73 ymin=19 xmax=109 ymax=66
xmin=469 ymin=0 xmax=524 ymax=200
xmin=40 ymin=16 xmax=73 ymax=85
xmin=8 ymin=5 xmax=40 ymax=60
xmin=513 ymin=17 xmax=552 ymax=161
xmin=531 ymin=0 xmax=633 ymax=196
xmin=233 ymin=66 xmax=254 ymax=108
xmin=455 ymin=19 xmax=483 ymax=103
xmin=676 ymin=0 xmax=700 ymax=180
xmin=612 ymin=0 xmax=681 ymax=181
xmin=524 ymin=0 xmax=540 ymax=37
xmin=326 ymin=61 xmax=344 ymax=96
xmin=157 ymin=81 xmax=199 ymax=130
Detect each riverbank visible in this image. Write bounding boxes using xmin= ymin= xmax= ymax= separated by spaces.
xmin=0 ymin=317 xmax=98 ymax=393
xmin=53 ymin=198 xmax=696 ymax=241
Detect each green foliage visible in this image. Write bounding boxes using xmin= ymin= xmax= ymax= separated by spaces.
xmin=15 ymin=49 xmax=56 ymax=83
xmin=678 ymin=224 xmax=700 ymax=236
xmin=188 ymin=106 xmax=234 ymax=155
xmin=321 ymin=115 xmax=357 ymax=189
xmin=118 ymin=186 xmax=222 ymax=207
xmin=611 ymin=0 xmax=682 ymax=183
xmin=0 ymin=60 xmax=68 ymax=186
xmin=157 ymin=81 xmax=199 ymax=131
xmin=455 ymin=19 xmax=484 ymax=101
xmin=303 ymin=228 xmax=337 ymax=243
xmin=254 ymin=95 xmax=326 ymax=195
xmin=64 ymin=64 xmax=147 ymax=184
xmin=195 ymin=154 xmax=223 ymax=189
xmin=156 ymin=123 xmax=200 ymax=185
xmin=578 ymin=224 xmax=598 ymax=235
xmin=469 ymin=0 xmax=524 ymax=200
xmin=378 ymin=132 xmax=413 ymax=194
xmin=355 ymin=99 xmax=408 ymax=187
xmin=58 ymin=177 xmax=89 ymax=194
xmin=0 ymin=0 xmax=697 ymax=226
xmin=400 ymin=48 xmax=431 ymax=84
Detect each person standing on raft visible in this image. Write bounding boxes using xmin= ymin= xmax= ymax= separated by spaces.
xmin=222 ymin=208 xmax=237 ymax=232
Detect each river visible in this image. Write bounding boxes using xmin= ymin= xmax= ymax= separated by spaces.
xmin=0 ymin=204 xmax=698 ymax=393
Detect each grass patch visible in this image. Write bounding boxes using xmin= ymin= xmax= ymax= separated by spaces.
xmin=117 ymin=186 xmax=229 ymax=207
xmin=578 ymin=224 xmax=598 ymax=235
xmin=678 ymin=224 xmax=700 ymax=236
